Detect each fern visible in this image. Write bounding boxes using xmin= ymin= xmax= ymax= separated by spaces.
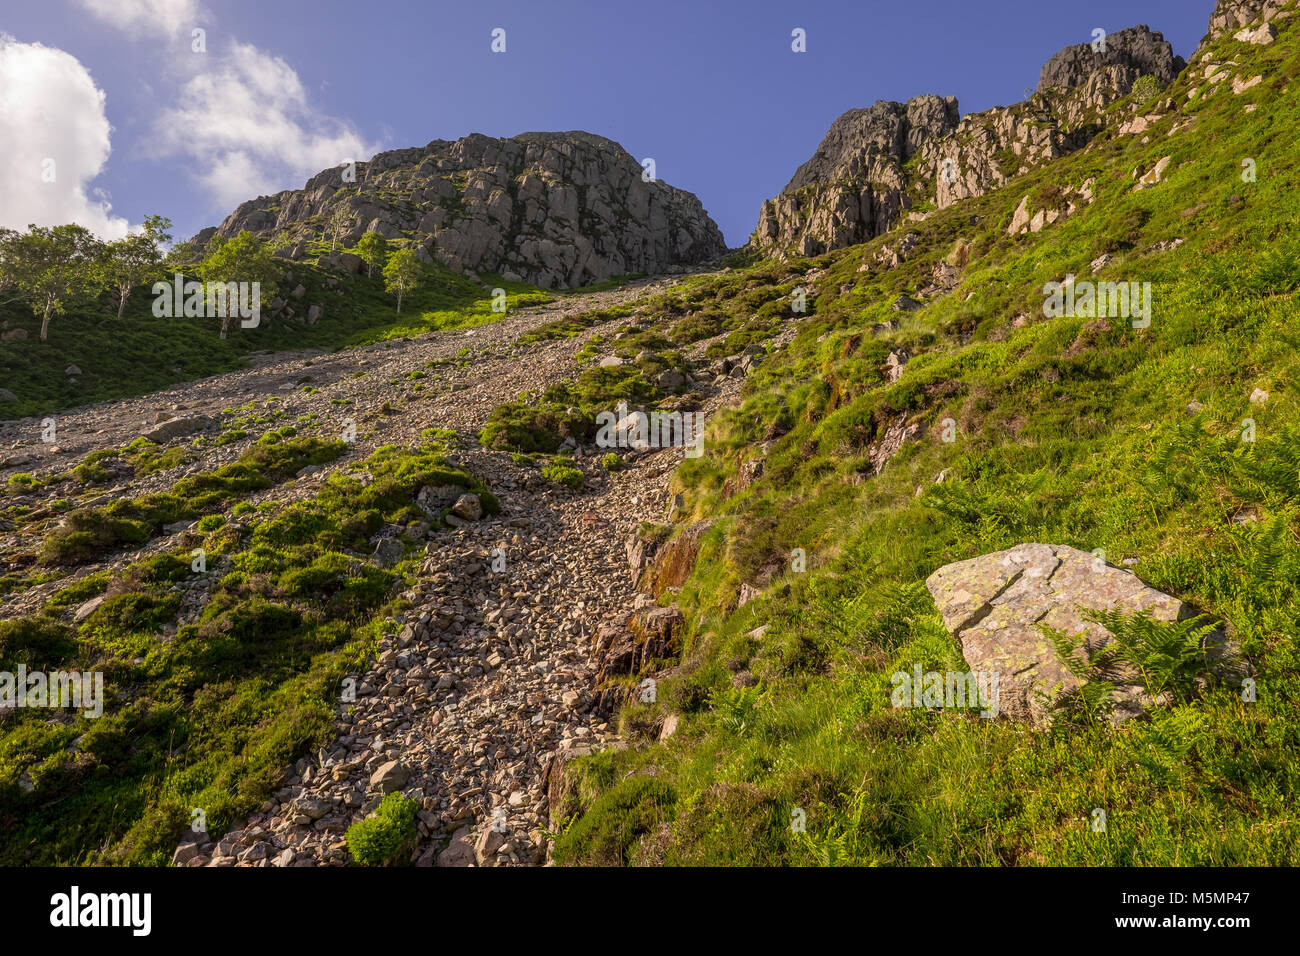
xmin=1088 ymin=608 xmax=1220 ymax=700
xmin=1134 ymin=707 xmax=1213 ymax=782
xmin=1042 ymin=625 xmax=1117 ymax=726
xmin=796 ymin=791 xmax=870 ymax=867
xmin=709 ymin=685 xmax=760 ymax=737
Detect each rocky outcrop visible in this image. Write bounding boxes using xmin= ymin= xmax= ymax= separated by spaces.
xmin=1037 ymin=25 xmax=1184 ymax=94
xmin=754 ymin=96 xmax=959 ymax=257
xmin=754 ymin=26 xmax=1185 ymax=258
xmin=1200 ymin=0 xmax=1292 ymax=46
xmin=203 ymin=131 xmax=727 ymax=290
xmin=926 ymin=544 xmax=1240 ymax=728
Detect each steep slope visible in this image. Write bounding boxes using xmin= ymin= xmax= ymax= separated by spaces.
xmin=204 ymin=131 xmax=728 ymax=290
xmin=754 ymin=26 xmax=1184 ymax=257
xmin=552 ymin=0 xmax=1300 ymax=865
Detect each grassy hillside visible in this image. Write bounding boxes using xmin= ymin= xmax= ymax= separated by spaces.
xmin=0 ymin=432 xmax=499 ymax=865
xmin=0 ymin=257 xmax=551 ymax=422
xmin=550 ymin=23 xmax=1300 ymax=865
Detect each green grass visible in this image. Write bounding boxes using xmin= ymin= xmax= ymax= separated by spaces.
xmin=555 ymin=23 xmax=1300 ymax=866
xmin=0 ymin=438 xmax=495 ymax=865
xmin=0 ymin=256 xmax=552 ymax=421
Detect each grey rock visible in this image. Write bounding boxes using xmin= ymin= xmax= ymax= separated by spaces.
xmin=450 ymin=493 xmax=482 ymax=522
xmin=1201 ymin=0 xmax=1286 ymax=46
xmin=1038 ymin=26 xmax=1184 ymax=94
xmin=416 ymin=484 xmax=465 ymax=515
xmin=172 ymin=842 xmax=202 ymax=866
xmin=475 ymin=826 xmax=506 ymax=864
xmin=926 ymin=543 xmax=1238 ymax=727
xmin=372 ymin=538 xmax=405 ymax=568
xmin=369 ymin=759 xmax=410 ymax=794
xmin=142 ymin=415 xmax=216 ymax=444
xmin=754 ymin=96 xmax=959 ymax=257
xmin=201 ymin=131 xmax=726 ymax=290
xmin=656 ymin=369 xmax=686 ymax=390
xmin=73 ymin=596 xmax=106 ymax=623
xmin=436 ymin=828 xmax=477 ymax=867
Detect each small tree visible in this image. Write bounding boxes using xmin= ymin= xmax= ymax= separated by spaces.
xmin=1131 ymin=74 xmax=1163 ymax=105
xmin=103 ymin=214 xmax=172 ymax=318
xmin=355 ymin=230 xmax=389 ymax=278
xmin=383 ymin=247 xmax=421 ymax=315
xmin=326 ymin=205 xmax=352 ymax=252
xmin=7 ymin=224 xmax=104 ymax=340
xmin=199 ymin=230 xmax=278 ymax=339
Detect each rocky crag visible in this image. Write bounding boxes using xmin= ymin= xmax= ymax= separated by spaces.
xmin=753 ymin=25 xmax=1185 ymax=257
xmin=201 ymin=131 xmax=728 ymax=290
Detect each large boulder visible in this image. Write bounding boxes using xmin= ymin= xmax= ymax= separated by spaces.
xmin=141 ymin=415 xmax=216 ymax=444
xmin=925 ymin=543 xmax=1235 ymax=727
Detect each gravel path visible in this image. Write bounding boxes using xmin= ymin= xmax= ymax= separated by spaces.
xmin=0 ymin=273 xmax=775 ymax=867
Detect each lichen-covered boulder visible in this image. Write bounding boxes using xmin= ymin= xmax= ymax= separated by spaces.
xmin=925 ymin=543 xmax=1226 ymax=727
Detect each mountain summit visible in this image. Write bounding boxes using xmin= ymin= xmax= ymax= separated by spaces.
xmin=753 ymin=25 xmax=1185 ymax=257
xmin=201 ymin=130 xmax=728 ymax=290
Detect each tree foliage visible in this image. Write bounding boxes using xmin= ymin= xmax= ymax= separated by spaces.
xmin=382 ymin=247 xmax=420 ymax=315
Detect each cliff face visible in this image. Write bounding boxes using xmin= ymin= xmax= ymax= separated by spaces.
xmin=205 ymin=130 xmax=728 ymax=290
xmin=752 ymin=25 xmax=1186 ymax=258
xmin=1037 ymin=24 xmax=1185 ymax=93
xmin=754 ymin=96 xmax=959 ymax=258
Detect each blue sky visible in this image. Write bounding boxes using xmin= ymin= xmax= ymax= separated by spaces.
xmin=0 ymin=0 xmax=1215 ymax=247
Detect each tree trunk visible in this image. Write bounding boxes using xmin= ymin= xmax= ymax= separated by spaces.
xmin=396 ymin=289 xmax=403 ymax=315
xmin=41 ymin=299 xmax=53 ymax=340
xmin=220 ymin=313 xmax=231 ymax=339
xmin=117 ymin=285 xmax=129 ymax=318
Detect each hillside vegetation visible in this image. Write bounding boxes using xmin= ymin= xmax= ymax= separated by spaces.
xmin=551 ymin=17 xmax=1300 ymax=866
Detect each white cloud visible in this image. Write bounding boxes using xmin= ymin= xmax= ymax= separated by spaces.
xmin=77 ymin=0 xmax=205 ymax=37
xmin=77 ymin=0 xmax=380 ymax=213
xmin=151 ymin=42 xmax=379 ymax=208
xmin=0 ymin=35 xmax=129 ymax=238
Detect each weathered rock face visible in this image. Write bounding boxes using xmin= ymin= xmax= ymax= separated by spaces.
xmin=1201 ymin=0 xmax=1290 ymax=45
xmin=754 ymin=96 xmax=959 ymax=257
xmin=203 ymin=131 xmax=727 ymax=290
xmin=1037 ymin=25 xmax=1184 ymax=93
xmin=754 ymin=26 xmax=1185 ymax=258
xmin=926 ymin=544 xmax=1222 ymax=727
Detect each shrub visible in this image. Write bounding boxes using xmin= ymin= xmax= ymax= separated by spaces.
xmin=346 ymin=792 xmax=418 ymax=865
xmin=542 ymin=462 xmax=585 ymax=489
xmin=601 ymin=453 xmax=623 ymax=472
xmin=1131 ymin=74 xmax=1163 ymax=104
